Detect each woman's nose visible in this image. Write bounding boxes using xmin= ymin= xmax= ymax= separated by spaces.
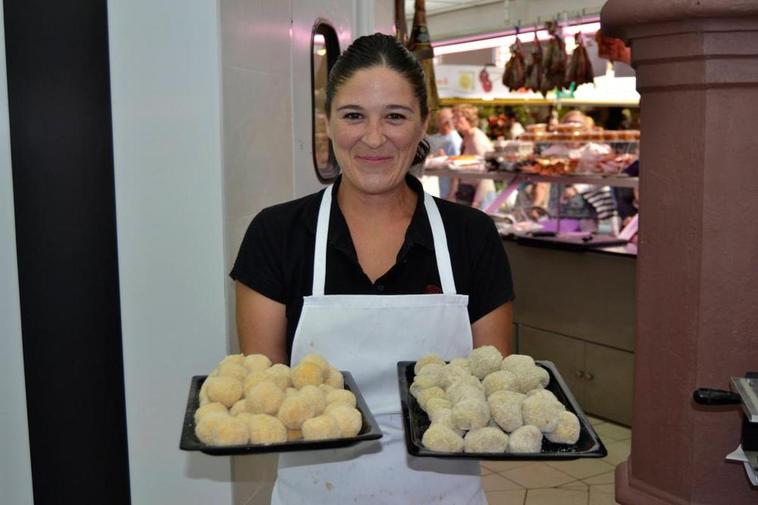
xmin=361 ymin=121 xmax=385 ymax=148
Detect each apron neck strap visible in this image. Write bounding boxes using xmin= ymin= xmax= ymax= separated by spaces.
xmin=312 ymin=185 xmax=458 ymax=296
xmin=423 ymin=192 xmax=457 ymax=294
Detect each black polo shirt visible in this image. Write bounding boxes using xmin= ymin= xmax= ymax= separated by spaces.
xmin=230 ymin=175 xmax=514 ymax=356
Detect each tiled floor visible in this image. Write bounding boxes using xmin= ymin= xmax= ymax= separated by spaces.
xmin=482 ymin=416 xmax=631 ymax=505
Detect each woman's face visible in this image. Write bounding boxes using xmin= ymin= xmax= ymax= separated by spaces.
xmin=326 ymin=66 xmax=428 ymax=196
xmin=452 ymin=111 xmax=471 ymax=135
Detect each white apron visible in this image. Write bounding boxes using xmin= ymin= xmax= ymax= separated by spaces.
xmin=270 ymin=185 xmax=487 ymax=505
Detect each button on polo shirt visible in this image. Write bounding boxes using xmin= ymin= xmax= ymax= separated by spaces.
xmin=231 ymin=174 xmax=514 ymax=357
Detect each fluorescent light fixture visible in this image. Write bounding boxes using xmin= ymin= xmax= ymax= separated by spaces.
xmin=433 ymin=21 xmax=601 ymax=56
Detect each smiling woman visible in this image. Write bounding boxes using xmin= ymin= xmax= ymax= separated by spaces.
xmin=230 ymin=33 xmax=515 ymax=505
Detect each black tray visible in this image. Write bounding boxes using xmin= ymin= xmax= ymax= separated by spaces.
xmin=180 ymin=371 xmax=382 ymax=455
xmin=397 ymin=360 xmax=607 ymax=460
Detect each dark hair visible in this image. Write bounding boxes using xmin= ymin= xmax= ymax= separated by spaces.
xmin=325 ymin=33 xmax=430 ymax=165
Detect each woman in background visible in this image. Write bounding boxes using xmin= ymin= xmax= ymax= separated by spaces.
xmin=448 ymin=104 xmax=497 ymax=210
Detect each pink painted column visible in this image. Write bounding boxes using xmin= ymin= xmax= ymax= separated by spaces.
xmin=601 ymin=1 xmax=758 ymax=504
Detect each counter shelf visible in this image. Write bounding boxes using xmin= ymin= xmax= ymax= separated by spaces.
xmin=180 ymin=371 xmax=382 ymax=456
xmin=423 ymin=168 xmax=639 ymax=189
xmin=397 ymin=360 xmax=607 ymax=460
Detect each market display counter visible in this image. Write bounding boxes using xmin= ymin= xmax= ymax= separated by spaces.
xmin=503 ymin=237 xmax=635 ymax=426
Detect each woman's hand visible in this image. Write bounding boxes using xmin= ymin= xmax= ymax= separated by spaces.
xmin=472 ymin=301 xmax=513 ymax=356
xmin=235 ymin=281 xmax=288 ymax=364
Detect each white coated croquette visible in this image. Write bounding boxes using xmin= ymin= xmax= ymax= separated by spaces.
xmin=521 ymin=389 xmax=565 ymax=433
xmin=482 ymin=369 xmax=519 ymax=397
xmin=467 ymin=345 xmax=503 ymax=379
xmin=488 ymin=390 xmax=526 ymax=433
xmin=545 ymin=411 xmax=581 ymax=444
xmin=439 ymin=363 xmax=471 ymax=389
xmin=501 ymin=354 xmax=535 ymax=372
xmin=422 ymin=423 xmax=465 ymax=452
xmin=452 ymin=398 xmax=491 ymax=431
xmin=464 ymin=427 xmax=510 ymax=453
xmin=507 ymin=424 xmax=542 ymax=453
xmin=414 ymin=354 xmax=445 ymax=375
xmin=514 ymin=365 xmax=550 ymax=393
xmin=415 ymin=386 xmax=446 ymax=410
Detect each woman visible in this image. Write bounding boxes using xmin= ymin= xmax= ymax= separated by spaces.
xmin=448 ymin=105 xmax=497 ymax=209
xmin=231 ymin=33 xmax=514 ymax=505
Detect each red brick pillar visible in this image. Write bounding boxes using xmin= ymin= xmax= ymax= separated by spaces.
xmin=601 ymin=1 xmax=758 ymax=504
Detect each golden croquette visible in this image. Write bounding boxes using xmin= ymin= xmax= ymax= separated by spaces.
xmin=205 ymin=376 xmax=243 ymax=407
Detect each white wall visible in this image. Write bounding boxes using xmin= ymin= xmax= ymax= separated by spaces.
xmin=0 ymin=2 xmax=34 ymax=504
xmin=108 ymin=1 xmax=233 ymax=504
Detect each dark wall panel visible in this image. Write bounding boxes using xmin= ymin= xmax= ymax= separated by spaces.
xmin=4 ymin=1 xmax=131 ymax=503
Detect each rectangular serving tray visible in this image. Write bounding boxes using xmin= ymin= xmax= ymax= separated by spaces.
xmin=180 ymin=371 xmax=382 ymax=456
xmin=397 ymin=360 xmax=607 ymax=460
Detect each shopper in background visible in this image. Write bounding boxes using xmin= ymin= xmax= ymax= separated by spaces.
xmin=504 ymin=108 xmax=525 ymax=139
xmin=426 ymin=107 xmax=462 ymax=199
xmin=450 ymin=104 xmax=497 ymax=209
xmin=231 ymin=33 xmax=513 ymax=505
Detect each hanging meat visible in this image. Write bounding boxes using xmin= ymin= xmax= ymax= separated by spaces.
xmin=502 ymin=38 xmax=526 ymax=90
xmin=524 ymin=33 xmax=545 ymax=96
xmin=542 ymin=21 xmax=567 ymax=93
xmin=479 ymin=67 xmax=493 ymax=93
xmin=595 ymin=29 xmax=631 ymax=65
xmin=565 ymin=33 xmax=594 ymax=87
xmin=407 ymin=0 xmax=440 ymax=114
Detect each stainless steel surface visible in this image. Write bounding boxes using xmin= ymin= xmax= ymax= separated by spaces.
xmin=731 ymin=377 xmax=758 ymax=423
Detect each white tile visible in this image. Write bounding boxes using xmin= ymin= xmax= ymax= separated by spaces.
xmin=602 ymin=440 xmax=631 ymax=467
xmin=221 ymin=0 xmax=291 ymax=76
xmin=482 ymin=460 xmax=532 ymax=474
xmin=594 ymin=423 xmax=631 ymax=442
xmin=559 ymin=481 xmax=589 ymax=490
xmin=587 ymin=416 xmax=606 ymax=427
xmin=545 ymin=459 xmax=615 ymax=480
xmin=482 ymin=473 xmax=524 ymax=492
xmin=504 ymin=463 xmax=576 ymax=489
xmin=582 ymin=471 xmax=615 ymax=486
xmin=486 ymin=489 xmax=526 ymax=505
xmin=525 ymin=487 xmax=588 ymax=505
xmin=589 ymin=484 xmax=614 ymax=495
xmin=589 ymin=488 xmax=620 ymax=505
